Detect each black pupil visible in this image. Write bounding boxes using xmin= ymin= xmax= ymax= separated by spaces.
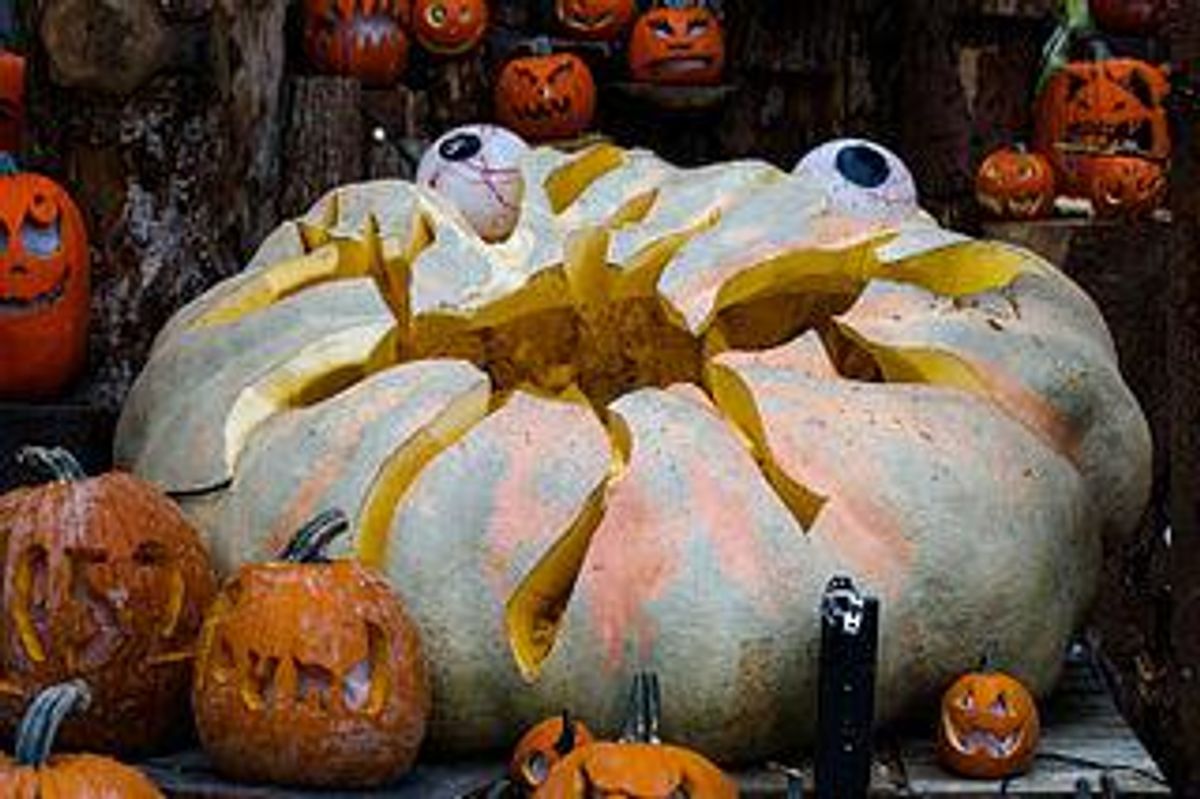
xmin=440 ymin=133 xmax=483 ymax=162
xmin=835 ymin=144 xmax=891 ymax=189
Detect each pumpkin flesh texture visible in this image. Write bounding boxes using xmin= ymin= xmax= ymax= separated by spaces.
xmin=116 ymin=145 xmax=1151 ymax=761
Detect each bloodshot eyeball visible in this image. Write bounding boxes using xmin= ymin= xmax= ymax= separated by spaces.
xmin=417 ymin=124 xmax=530 ymax=242
xmin=794 ymin=138 xmax=919 ymax=223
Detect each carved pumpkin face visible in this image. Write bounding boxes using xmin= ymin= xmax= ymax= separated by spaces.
xmin=975 ymin=149 xmax=1056 ymax=220
xmin=0 ymin=166 xmax=91 ymax=399
xmin=1084 ymin=155 xmax=1166 ymax=218
xmin=0 ymin=50 xmax=25 ymax=152
xmin=511 ymin=711 xmax=595 ymax=791
xmin=0 ymin=447 xmax=217 ymax=755
xmin=555 ymin=0 xmax=636 ymax=40
xmin=1090 ymin=0 xmax=1169 ymax=35
xmin=495 ymin=53 xmax=597 ymax=142
xmin=412 ymin=0 xmax=488 ymax=56
xmin=937 ymin=671 xmax=1041 ymax=779
xmin=1034 ymin=58 xmax=1171 ymax=194
xmin=303 ymin=0 xmax=411 ymax=86
xmin=628 ymin=6 xmax=726 ymax=86
xmin=193 ymin=510 xmax=431 ymax=788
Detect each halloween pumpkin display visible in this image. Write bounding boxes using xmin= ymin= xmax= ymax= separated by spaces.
xmin=975 ymin=148 xmax=1056 ymax=220
xmin=534 ymin=673 xmax=736 ymax=797
xmin=511 ymin=710 xmax=595 ymax=792
xmin=937 ymin=669 xmax=1041 ymax=779
xmin=412 ymin=0 xmax=488 ymax=56
xmin=1090 ymin=0 xmax=1169 ymax=35
xmin=0 ymin=681 xmax=164 ymax=797
xmin=555 ymin=0 xmax=636 ymax=41
xmin=0 ymin=49 xmax=24 ymax=153
xmin=1082 ymin=154 xmax=1167 ymax=217
xmin=0 ymin=158 xmax=91 ymax=399
xmin=1034 ymin=57 xmax=1171 ymax=194
xmin=0 ymin=446 xmax=216 ymax=754
xmin=794 ymin=138 xmax=920 ymax=223
xmin=193 ymin=509 xmax=430 ymax=788
xmin=495 ymin=50 xmax=596 ymax=142
xmin=117 ymin=143 xmax=1150 ymax=761
xmin=417 ymin=124 xmax=530 ymax=241
xmin=628 ymin=3 xmax=726 ymax=86
xmin=302 ymin=0 xmax=411 ymax=86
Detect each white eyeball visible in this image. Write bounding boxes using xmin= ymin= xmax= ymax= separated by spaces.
xmin=794 ymin=138 xmax=919 ymax=223
xmin=417 ymin=124 xmax=530 ymax=242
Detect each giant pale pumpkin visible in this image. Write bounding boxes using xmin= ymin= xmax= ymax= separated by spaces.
xmin=115 ymin=143 xmax=1151 ymax=762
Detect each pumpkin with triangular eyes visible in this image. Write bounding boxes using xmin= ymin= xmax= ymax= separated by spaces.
xmin=937 ymin=670 xmax=1041 ymax=779
xmin=0 ymin=50 xmax=24 ymax=153
xmin=412 ymin=0 xmax=488 ymax=56
xmin=555 ymin=0 xmax=636 ymax=41
xmin=0 ymin=161 xmax=91 ymax=399
xmin=628 ymin=5 xmax=726 ymax=86
xmin=495 ymin=52 xmax=597 ymax=142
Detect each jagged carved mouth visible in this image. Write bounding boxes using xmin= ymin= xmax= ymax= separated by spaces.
xmin=0 ymin=266 xmax=69 ymax=316
xmin=515 ymin=96 xmax=575 ymax=122
xmin=337 ymin=15 xmax=405 ymax=52
xmin=1064 ymin=118 xmax=1155 ymax=156
xmin=647 ymin=55 xmax=715 ymax=76
xmin=942 ymin=716 xmax=1025 ymax=759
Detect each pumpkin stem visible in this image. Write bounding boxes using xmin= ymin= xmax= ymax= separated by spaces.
xmin=620 ymin=671 xmax=662 ymax=744
xmin=16 ymin=446 xmax=87 ymax=483
xmin=279 ymin=508 xmax=350 ymax=563
xmin=554 ymin=709 xmax=575 ymax=755
xmin=14 ymin=680 xmax=91 ymax=767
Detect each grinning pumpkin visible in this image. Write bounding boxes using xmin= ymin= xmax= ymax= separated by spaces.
xmin=975 ymin=148 xmax=1056 ymax=220
xmin=555 ymin=0 xmax=636 ymax=41
xmin=116 ymin=143 xmax=1151 ymax=762
xmin=0 ymin=50 xmax=24 ymax=153
xmin=628 ymin=4 xmax=726 ymax=86
xmin=0 ymin=158 xmax=90 ymax=399
xmin=1083 ymin=155 xmax=1166 ymax=218
xmin=193 ymin=509 xmax=430 ymax=788
xmin=303 ymin=0 xmax=411 ymax=86
xmin=0 ymin=681 xmax=164 ymax=797
xmin=0 ymin=446 xmax=216 ymax=755
xmin=1033 ymin=57 xmax=1171 ymax=195
xmin=511 ymin=710 xmax=595 ymax=792
xmin=937 ymin=669 xmax=1041 ymax=779
xmin=495 ymin=51 xmax=596 ymax=142
xmin=412 ymin=0 xmax=488 ymax=56
xmin=1090 ymin=0 xmax=1169 ymax=35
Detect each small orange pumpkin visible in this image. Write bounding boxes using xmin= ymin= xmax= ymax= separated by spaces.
xmin=193 ymin=509 xmax=431 ymax=788
xmin=303 ymin=0 xmax=411 ymax=86
xmin=0 ymin=157 xmax=91 ymax=399
xmin=511 ymin=710 xmax=595 ymax=792
xmin=975 ymin=148 xmax=1056 ymax=220
xmin=1083 ymin=155 xmax=1166 ymax=218
xmin=495 ymin=49 xmax=597 ymax=142
xmin=628 ymin=4 xmax=726 ymax=86
xmin=937 ymin=669 xmax=1041 ymax=779
xmin=412 ymin=0 xmax=488 ymax=56
xmin=0 ymin=49 xmax=24 ymax=153
xmin=0 ymin=681 xmax=164 ymax=797
xmin=555 ymin=0 xmax=636 ymax=40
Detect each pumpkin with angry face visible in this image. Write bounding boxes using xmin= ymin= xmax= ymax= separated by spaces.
xmin=0 ymin=50 xmax=24 ymax=153
xmin=937 ymin=670 xmax=1041 ymax=779
xmin=496 ymin=51 xmax=596 ymax=142
xmin=1084 ymin=155 xmax=1166 ymax=218
xmin=628 ymin=4 xmax=726 ymax=86
xmin=412 ymin=0 xmax=488 ymax=56
xmin=975 ymin=148 xmax=1056 ymax=220
xmin=303 ymin=0 xmax=411 ymax=86
xmin=0 ymin=159 xmax=90 ymax=399
xmin=555 ymin=0 xmax=636 ymax=41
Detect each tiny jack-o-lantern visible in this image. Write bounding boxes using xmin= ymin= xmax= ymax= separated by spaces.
xmin=0 ymin=681 xmax=164 ymax=797
xmin=555 ymin=0 xmax=637 ymax=41
xmin=0 ymin=49 xmax=25 ymax=153
xmin=937 ymin=668 xmax=1041 ymax=779
xmin=412 ymin=0 xmax=488 ymax=56
xmin=303 ymin=0 xmax=411 ymax=86
xmin=1090 ymin=0 xmax=1169 ymax=35
xmin=495 ymin=45 xmax=597 ymax=143
xmin=628 ymin=2 xmax=726 ymax=86
xmin=510 ymin=710 xmax=595 ymax=792
xmin=534 ymin=673 xmax=737 ymax=798
xmin=417 ymin=123 xmax=529 ymax=242
xmin=0 ymin=157 xmax=91 ymax=400
xmin=794 ymin=138 xmax=920 ymax=223
xmin=975 ymin=147 xmax=1056 ymax=220
xmin=1084 ymin=155 xmax=1167 ymax=218
xmin=0 ymin=446 xmax=217 ymax=755
xmin=193 ymin=509 xmax=431 ymax=788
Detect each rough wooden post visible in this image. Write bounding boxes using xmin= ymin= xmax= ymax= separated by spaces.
xmin=279 ymin=76 xmax=363 ymax=218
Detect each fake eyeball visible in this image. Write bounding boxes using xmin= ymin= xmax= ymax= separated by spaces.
xmin=417 ymin=124 xmax=529 ymax=242
xmin=794 ymin=138 xmax=919 ymax=223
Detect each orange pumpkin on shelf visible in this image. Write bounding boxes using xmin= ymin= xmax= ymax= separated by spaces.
xmin=0 ymin=681 xmax=164 ymax=797
xmin=495 ymin=49 xmax=596 ymax=142
xmin=1083 ymin=155 xmax=1167 ymax=218
xmin=555 ymin=0 xmax=636 ymax=41
xmin=0 ymin=157 xmax=91 ymax=399
xmin=511 ymin=710 xmax=595 ymax=792
xmin=302 ymin=0 xmax=412 ymax=86
xmin=0 ymin=49 xmax=25 ymax=153
xmin=193 ymin=509 xmax=431 ymax=788
xmin=1090 ymin=0 xmax=1169 ymax=35
xmin=412 ymin=0 xmax=488 ymax=56
xmin=628 ymin=3 xmax=726 ymax=86
xmin=0 ymin=446 xmax=217 ymax=755
xmin=937 ymin=668 xmax=1041 ymax=780
xmin=975 ymin=148 xmax=1056 ymax=220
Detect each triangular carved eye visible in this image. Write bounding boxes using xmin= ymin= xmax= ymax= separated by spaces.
xmin=652 ymin=19 xmax=674 ymax=37
xmin=20 ymin=215 xmax=62 ymax=259
xmin=990 ymin=692 xmax=1009 ymax=716
xmin=959 ymin=690 xmax=975 ymax=710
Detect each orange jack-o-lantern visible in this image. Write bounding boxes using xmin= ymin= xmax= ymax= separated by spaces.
xmin=0 ymin=50 xmax=25 ymax=152
xmin=628 ymin=4 xmax=726 ymax=86
xmin=0 ymin=446 xmax=218 ymax=755
xmin=0 ymin=159 xmax=91 ymax=400
xmin=511 ymin=710 xmax=595 ymax=792
xmin=555 ymin=0 xmax=636 ymax=41
xmin=1090 ymin=0 xmax=1170 ymax=35
xmin=937 ymin=670 xmax=1041 ymax=779
xmin=975 ymin=148 xmax=1056 ymax=220
xmin=412 ymin=0 xmax=488 ymax=56
xmin=303 ymin=0 xmax=411 ymax=86
xmin=1034 ymin=58 xmax=1171 ymax=195
xmin=1084 ymin=155 xmax=1167 ymax=218
xmin=193 ymin=509 xmax=431 ymax=788
xmin=495 ymin=50 xmax=597 ymax=142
